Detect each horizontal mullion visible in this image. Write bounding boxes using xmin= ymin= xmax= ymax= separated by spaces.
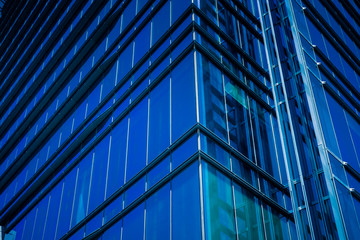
xmin=0 ymin=0 xmax=35 ymax=57
xmin=218 ymin=0 xmax=262 ymax=31
xmin=339 ymin=0 xmax=360 ymax=30
xmin=0 ymin=0 xmax=111 ymax=161
xmin=323 ymin=83 xmax=360 ymax=126
xmin=303 ymin=5 xmax=360 ymax=75
xmin=0 ymin=9 xmax=193 ymax=202
xmin=199 ymin=152 xmax=292 ymax=219
xmin=220 ymin=0 xmax=261 ymax=28
xmin=0 ymin=0 xmax=90 ymax=123
xmin=194 ymin=6 xmax=268 ymax=77
xmin=0 ymin=0 xmax=72 ymax=98
xmin=0 ymin=0 xmax=53 ymax=82
xmin=314 ymin=46 xmax=360 ymax=102
xmin=319 ymin=0 xmax=360 ymax=50
xmin=318 ymin=65 xmax=360 ymax=112
xmin=197 ymin=124 xmax=289 ymax=194
xmin=194 ymin=42 xmax=274 ymax=114
xmin=194 ymin=22 xmax=270 ymax=93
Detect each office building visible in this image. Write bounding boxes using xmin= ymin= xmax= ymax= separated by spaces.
xmin=0 ymin=0 xmax=359 ymax=239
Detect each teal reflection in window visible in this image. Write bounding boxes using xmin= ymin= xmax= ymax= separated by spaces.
xmin=224 ymin=76 xmax=252 ymax=160
xmin=202 ymin=162 xmax=236 ymax=240
xmin=234 ymin=183 xmax=263 ymax=240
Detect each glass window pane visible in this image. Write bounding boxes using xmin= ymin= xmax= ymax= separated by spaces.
xmin=234 ymin=183 xmax=263 ymax=240
xmin=107 ymin=118 xmax=128 ymax=197
xmin=171 ymin=54 xmax=196 ymax=141
xmin=147 ymin=156 xmax=170 ymax=189
xmin=134 ymin=24 xmax=150 ymax=64
xmin=145 ymin=184 xmax=170 ymax=240
xmin=56 ymin=170 xmax=77 ymax=238
xmin=89 ymin=135 xmax=110 ymax=213
xmin=202 ymin=162 xmax=236 ymax=240
xmin=43 ymin=184 xmax=63 ymax=240
xmin=127 ymin=98 xmax=148 ymax=181
xmin=172 ymin=162 xmax=202 ymax=240
xmin=71 ymin=153 xmax=92 ymax=226
xmin=197 ymin=54 xmax=227 ymax=141
xmin=122 ymin=203 xmax=145 ymax=240
xmin=102 ymin=219 xmax=122 ymax=240
xmin=148 ymin=76 xmax=170 ymax=162
xmin=151 ymin=2 xmax=170 ymax=46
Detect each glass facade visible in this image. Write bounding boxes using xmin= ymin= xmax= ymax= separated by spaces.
xmin=0 ymin=0 xmax=359 ymax=239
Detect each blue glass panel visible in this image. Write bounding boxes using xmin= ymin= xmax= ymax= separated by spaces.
xmin=347 ymin=112 xmax=360 ymax=168
xmin=326 ymin=92 xmax=359 ymax=171
xmin=43 ymin=184 xmax=63 ymax=240
xmin=200 ymin=134 xmax=230 ymax=169
xmin=172 ymin=163 xmax=202 ymax=240
xmin=122 ymin=203 xmax=145 ymax=240
xmin=134 ymin=23 xmax=150 ymax=64
xmin=122 ymin=0 xmax=136 ymax=30
xmin=137 ymin=0 xmax=147 ymax=13
xmin=87 ymin=85 xmax=101 ymax=115
xmin=102 ymin=62 xmax=117 ymax=100
xmin=102 ymin=219 xmax=122 ymax=240
xmin=231 ymin=154 xmax=254 ymax=185
xmin=171 ymin=54 xmax=196 ymax=141
xmin=171 ymin=34 xmax=192 ymax=61
xmin=104 ymin=194 xmax=123 ymax=224
xmin=118 ymin=44 xmax=133 ymax=81
xmin=131 ymin=77 xmax=148 ymax=101
xmin=12 ymin=219 xmax=25 ymax=240
xmin=71 ymin=153 xmax=93 ymax=226
xmin=107 ymin=119 xmax=128 ymax=197
xmin=88 ymin=135 xmax=110 ymax=213
xmin=68 ymin=227 xmax=84 ymax=240
xmin=150 ymin=56 xmax=170 ymax=81
xmin=148 ymin=76 xmax=170 ymax=162
xmin=310 ymin=73 xmax=339 ymax=156
xmin=108 ymin=17 xmax=121 ymax=47
xmin=151 ymin=2 xmax=170 ymax=46
xmin=127 ymin=98 xmax=148 ymax=181
xmin=354 ymin=197 xmax=360 ymax=230
xmin=171 ymin=0 xmax=190 ymax=24
xmin=151 ymin=37 xmax=170 ymax=63
xmin=21 ymin=208 xmax=36 ymax=240
xmin=145 ymin=183 xmax=170 ymax=240
xmin=335 ymin=181 xmax=360 ymax=237
xmin=124 ymin=177 xmax=145 ymax=207
xmin=171 ymin=134 xmax=198 ymax=170
xmin=31 ymin=197 xmax=49 ymax=240
xmin=147 ymin=156 xmax=170 ymax=189
xmin=56 ymin=169 xmax=77 ymax=239
xmin=85 ymin=213 xmax=103 ymax=236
